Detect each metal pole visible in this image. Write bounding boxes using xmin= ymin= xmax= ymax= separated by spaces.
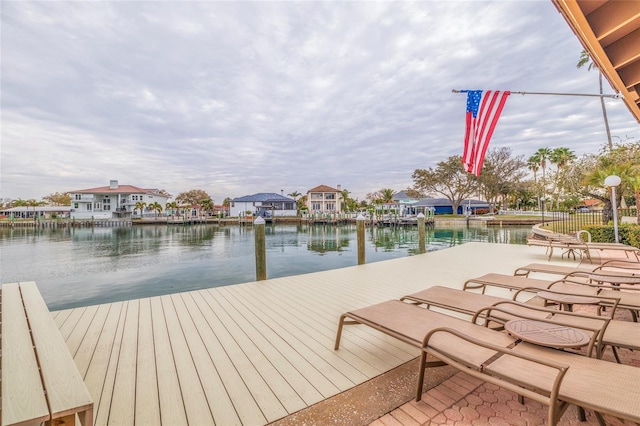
xmin=611 ymin=186 xmax=619 ymax=243
xmin=356 ymin=214 xmax=366 ymax=265
xmin=254 ymin=216 xmax=267 ymax=280
xmin=417 ymin=213 xmax=426 ymax=254
xmin=452 ymin=89 xmax=621 ymax=99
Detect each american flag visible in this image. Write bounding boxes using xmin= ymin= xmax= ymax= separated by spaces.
xmin=461 ymin=90 xmax=510 ymax=176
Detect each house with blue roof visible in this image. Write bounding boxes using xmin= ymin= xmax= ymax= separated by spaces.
xmin=230 ymin=193 xmax=296 ymax=217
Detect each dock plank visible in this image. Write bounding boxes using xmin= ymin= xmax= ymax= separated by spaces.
xmin=47 ymin=242 xmax=569 ymax=425
xmin=199 ymin=289 xmax=302 ymax=418
xmin=150 ymin=296 xmax=188 ymax=425
xmin=211 ymin=287 xmax=325 ymax=407
xmin=172 ymin=293 xmax=242 ymax=425
xmin=64 ymin=305 xmax=100 ymax=356
xmin=88 ymin=301 xmax=126 ymax=426
xmin=183 ymin=291 xmax=267 ymax=425
xmin=57 ymin=306 xmax=87 ymax=342
xmin=108 ymin=300 xmax=139 ymax=425
xmin=161 ymin=295 xmax=215 ymax=425
xmin=135 ymin=298 xmax=161 ymax=425
xmin=221 ymin=286 xmax=358 ymax=390
xmin=71 ymin=304 xmax=112 ymax=374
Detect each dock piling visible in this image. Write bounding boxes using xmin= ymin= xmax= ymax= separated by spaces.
xmin=254 ymin=216 xmax=267 ymax=281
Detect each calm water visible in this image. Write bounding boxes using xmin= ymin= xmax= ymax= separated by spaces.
xmin=0 ymin=223 xmax=530 ymax=310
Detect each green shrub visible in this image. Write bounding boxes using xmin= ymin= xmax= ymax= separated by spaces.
xmin=583 ymin=223 xmax=640 ymax=247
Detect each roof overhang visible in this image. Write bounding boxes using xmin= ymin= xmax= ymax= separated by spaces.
xmin=552 ymin=0 xmax=640 ymax=123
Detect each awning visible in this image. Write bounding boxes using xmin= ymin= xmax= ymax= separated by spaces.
xmin=553 ymin=0 xmax=640 ymax=123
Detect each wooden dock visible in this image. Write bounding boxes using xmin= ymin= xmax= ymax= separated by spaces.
xmin=35 ymin=243 xmax=566 ymax=425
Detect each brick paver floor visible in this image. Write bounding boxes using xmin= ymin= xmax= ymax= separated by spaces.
xmin=370 ymin=303 xmax=640 ymax=426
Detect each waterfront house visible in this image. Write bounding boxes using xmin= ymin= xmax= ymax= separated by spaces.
xmin=306 ymin=185 xmax=342 ymax=213
xmin=413 ymin=198 xmax=490 ymax=215
xmin=0 ymin=206 xmax=71 ymax=220
xmin=68 ymin=180 xmax=170 ymax=219
xmin=230 ymin=193 xmax=296 ymax=217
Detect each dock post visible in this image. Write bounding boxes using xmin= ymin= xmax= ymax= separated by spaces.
xmin=254 ymin=216 xmax=267 ymax=281
xmin=356 ymin=214 xmax=366 ymax=265
xmin=417 ymin=213 xmax=426 ymax=254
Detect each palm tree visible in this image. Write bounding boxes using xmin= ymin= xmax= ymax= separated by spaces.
xmin=527 ymin=155 xmax=540 ymax=184
xmin=550 ymin=147 xmax=577 ymax=209
xmin=200 ymin=199 xmax=214 ymax=218
xmin=134 ymin=201 xmax=146 ymax=217
xmin=148 ymin=201 xmax=163 ymax=218
xmin=26 ymin=199 xmax=45 ymax=220
xmin=288 ymin=191 xmax=302 ymax=215
xmin=535 ymin=148 xmax=552 ymax=206
xmin=165 ymin=201 xmax=178 ymax=218
xmin=577 ymin=50 xmax=613 ymax=150
xmin=340 ymin=188 xmax=351 ymax=212
xmin=379 ymin=188 xmax=396 ymax=204
xmin=287 ymin=191 xmax=301 ymax=201
xmin=628 ymin=174 xmax=640 ymax=225
xmin=583 ymin=164 xmax=633 ymax=224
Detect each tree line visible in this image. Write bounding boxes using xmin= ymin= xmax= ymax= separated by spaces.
xmin=3 ymin=139 xmax=638 ymax=223
xmin=411 ymin=140 xmax=639 ymax=223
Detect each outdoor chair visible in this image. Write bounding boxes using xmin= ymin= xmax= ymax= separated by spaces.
xmin=402 ymin=286 xmax=623 ymax=361
xmin=334 ymin=298 xmax=640 ymax=425
xmin=464 ymin=272 xmax=640 ymax=321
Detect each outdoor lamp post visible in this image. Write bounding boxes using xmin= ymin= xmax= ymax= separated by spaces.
xmin=540 ymin=197 xmax=545 ymax=225
xmin=604 ymin=175 xmax=621 ymax=243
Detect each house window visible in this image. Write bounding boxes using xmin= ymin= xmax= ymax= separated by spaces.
xmin=312 ymin=203 xmax=321 ymax=210
xmin=87 ymin=204 xmax=92 ymax=211
xmin=75 ymin=194 xmax=81 ymax=200
xmin=326 ymin=203 xmax=335 ymax=211
xmin=326 ymin=194 xmax=335 ymax=200
xmin=95 ymin=203 xmax=101 ymax=210
xmin=104 ymin=205 xmax=111 ymax=211
xmin=74 ymin=203 xmax=79 ymax=209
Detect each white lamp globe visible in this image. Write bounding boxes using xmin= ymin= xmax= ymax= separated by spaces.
xmin=604 ymin=175 xmax=621 ymax=187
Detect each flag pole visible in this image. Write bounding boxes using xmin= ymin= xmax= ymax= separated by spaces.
xmin=452 ymin=89 xmax=621 ymax=99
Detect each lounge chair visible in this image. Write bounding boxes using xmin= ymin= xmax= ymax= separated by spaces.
xmin=513 ymin=263 xmax=596 ymax=278
xmin=464 ymin=274 xmax=640 ymax=321
xmin=334 ymin=299 xmax=640 ymax=425
xmin=513 ymin=264 xmax=640 ymax=286
xmin=402 ymin=286 xmax=621 ymax=360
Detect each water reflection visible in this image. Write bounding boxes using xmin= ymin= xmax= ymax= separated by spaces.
xmin=0 ymin=223 xmax=530 ymax=310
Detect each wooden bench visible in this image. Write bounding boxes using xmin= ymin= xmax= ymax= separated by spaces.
xmin=1 ymin=281 xmax=93 ymax=426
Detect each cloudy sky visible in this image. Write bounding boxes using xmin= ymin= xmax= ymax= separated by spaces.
xmin=2 ymin=1 xmax=639 ymax=203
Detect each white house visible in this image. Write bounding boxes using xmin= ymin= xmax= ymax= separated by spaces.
xmin=306 ymin=185 xmax=342 ymax=213
xmin=230 ymin=193 xmax=296 ymax=217
xmin=68 ymin=180 xmax=170 ymax=219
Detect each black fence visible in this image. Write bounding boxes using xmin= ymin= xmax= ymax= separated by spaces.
xmin=550 ymin=209 xmax=637 ymax=234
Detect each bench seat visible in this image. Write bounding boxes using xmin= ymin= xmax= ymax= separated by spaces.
xmin=1 ymin=282 xmax=93 ymax=426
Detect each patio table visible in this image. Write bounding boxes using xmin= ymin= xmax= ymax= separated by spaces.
xmin=504 ymin=319 xmax=591 ymax=349
xmin=536 ymin=291 xmax=601 ymax=312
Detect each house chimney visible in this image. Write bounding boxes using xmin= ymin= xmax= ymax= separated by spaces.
xmin=337 ymin=184 xmax=342 ymax=191
xmin=110 ymin=180 xmax=118 ymax=189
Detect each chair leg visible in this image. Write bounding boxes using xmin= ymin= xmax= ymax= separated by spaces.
xmin=415 ymin=350 xmax=428 ymax=401
xmin=612 ymin=346 xmax=621 ymax=364
xmin=578 ymin=406 xmax=587 ymax=422
xmin=334 ymin=316 xmax=346 ymax=350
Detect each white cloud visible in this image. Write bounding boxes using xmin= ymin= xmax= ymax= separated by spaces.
xmin=1 ymin=1 xmax=638 ymax=204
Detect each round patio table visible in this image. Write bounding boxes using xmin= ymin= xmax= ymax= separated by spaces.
xmin=536 ymin=291 xmax=600 ymax=312
xmin=504 ymin=319 xmax=591 ymax=349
